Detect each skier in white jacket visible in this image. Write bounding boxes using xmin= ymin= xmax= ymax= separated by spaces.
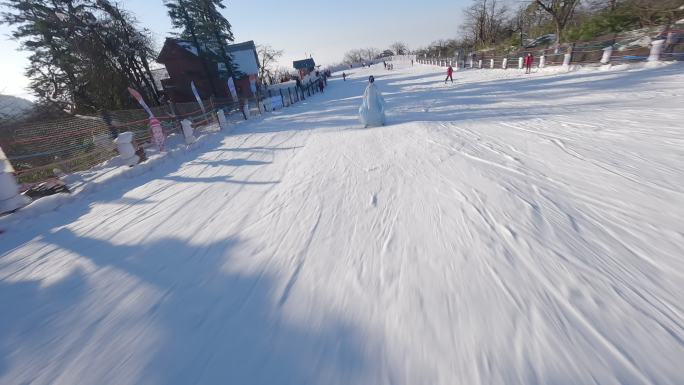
xmin=359 ymin=76 xmax=386 ymax=128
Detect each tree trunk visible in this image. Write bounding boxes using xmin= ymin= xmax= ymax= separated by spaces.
xmin=140 ymin=56 xmax=161 ymax=104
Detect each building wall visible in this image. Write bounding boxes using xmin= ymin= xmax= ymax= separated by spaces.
xmin=160 ymin=42 xmax=259 ymax=103
xmin=231 ymin=49 xmax=259 ymax=75
xmin=162 ymin=57 xmax=232 ymax=103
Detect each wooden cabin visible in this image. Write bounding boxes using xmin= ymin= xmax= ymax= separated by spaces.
xmin=293 ymin=58 xmax=316 ymax=79
xmin=157 ymin=39 xmax=260 ymax=103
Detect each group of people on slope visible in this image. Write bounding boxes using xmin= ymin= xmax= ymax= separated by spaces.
xmin=350 ymin=52 xmax=538 ymax=128
xmin=441 ymin=52 xmax=536 ymax=83
xmin=383 ymin=61 xmax=394 ymax=70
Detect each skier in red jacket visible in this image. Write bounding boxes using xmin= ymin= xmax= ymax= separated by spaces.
xmin=445 ymin=65 xmax=454 ymax=83
xmin=524 ymin=53 xmax=534 ymax=74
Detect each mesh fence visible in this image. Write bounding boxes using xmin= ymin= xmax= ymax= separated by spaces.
xmin=416 ymin=28 xmax=684 ymax=68
xmin=0 ymin=101 xmax=221 ymax=184
xmin=0 ymin=74 xmax=330 ymax=185
xmin=1 ymin=114 xmax=118 ymax=183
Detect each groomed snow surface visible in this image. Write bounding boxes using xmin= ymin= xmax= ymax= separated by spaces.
xmin=1 ymin=61 xmax=684 ymax=385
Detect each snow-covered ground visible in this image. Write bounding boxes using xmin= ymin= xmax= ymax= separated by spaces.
xmin=1 ymin=60 xmax=684 ymax=385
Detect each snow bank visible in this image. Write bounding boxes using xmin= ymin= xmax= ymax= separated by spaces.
xmin=0 ymin=126 xmax=221 ymax=228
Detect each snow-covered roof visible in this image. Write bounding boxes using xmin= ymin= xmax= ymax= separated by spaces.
xmin=293 ymin=58 xmax=316 ymax=70
xmin=177 ymin=41 xmax=198 ymax=56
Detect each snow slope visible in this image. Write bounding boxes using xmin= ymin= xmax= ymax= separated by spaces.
xmin=1 ymin=61 xmax=683 ymax=385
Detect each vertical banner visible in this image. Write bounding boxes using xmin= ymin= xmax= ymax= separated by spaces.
xmin=227 ymin=77 xmax=238 ymax=100
xmin=0 ymin=146 xmax=14 ymax=173
xmin=248 ymin=74 xmax=257 ymax=95
xmin=127 ymin=87 xmax=154 ymax=118
xmin=190 ymin=81 xmax=206 ymax=114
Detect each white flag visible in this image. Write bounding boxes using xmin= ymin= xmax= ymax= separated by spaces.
xmin=128 ymin=87 xmax=155 ymax=118
xmin=227 ymin=77 xmax=238 ymax=100
xmin=191 ymin=81 xmax=207 ymax=114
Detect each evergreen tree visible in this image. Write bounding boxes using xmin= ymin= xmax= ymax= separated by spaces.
xmin=193 ymin=0 xmax=234 ymax=46
xmin=1 ymin=0 xmax=159 ymax=113
xmin=165 ymin=0 xmax=238 ymax=84
xmin=198 ymin=0 xmax=239 ymax=78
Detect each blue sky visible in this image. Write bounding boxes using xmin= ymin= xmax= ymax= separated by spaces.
xmin=0 ymin=0 xmax=466 ymax=99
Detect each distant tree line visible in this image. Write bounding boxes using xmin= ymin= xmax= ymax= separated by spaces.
xmin=340 ymin=42 xmax=410 ymax=65
xmin=413 ymin=0 xmax=683 ymax=58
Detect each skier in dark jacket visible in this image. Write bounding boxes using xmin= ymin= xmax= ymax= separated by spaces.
xmin=343 ymin=72 xmax=347 ymax=81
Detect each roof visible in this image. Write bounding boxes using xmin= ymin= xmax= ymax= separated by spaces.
xmin=225 ymin=40 xmax=257 ymax=53
xmin=293 ymin=58 xmax=316 ymax=70
xmin=158 ymin=38 xmax=224 ymax=63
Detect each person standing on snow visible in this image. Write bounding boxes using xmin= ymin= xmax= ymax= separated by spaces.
xmin=445 ymin=65 xmax=454 ymax=83
xmin=524 ymin=53 xmax=534 ymax=74
xmin=358 ymin=75 xmax=386 ymax=128
xmin=342 ymin=72 xmax=347 ymax=81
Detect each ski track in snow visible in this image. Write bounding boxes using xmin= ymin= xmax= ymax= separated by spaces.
xmin=1 ymin=61 xmax=684 ymax=385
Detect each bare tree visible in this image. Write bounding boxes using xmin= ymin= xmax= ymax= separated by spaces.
xmin=630 ymin=0 xmax=684 ymax=27
xmin=362 ymin=47 xmax=381 ymax=61
xmin=343 ymin=49 xmax=365 ymax=64
xmin=534 ymin=0 xmax=581 ymax=45
xmin=257 ymin=44 xmax=284 ymax=81
xmin=461 ymin=0 xmax=510 ymax=47
xmin=389 ymin=42 xmax=409 ymax=55
xmin=273 ymin=66 xmax=296 ymax=82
